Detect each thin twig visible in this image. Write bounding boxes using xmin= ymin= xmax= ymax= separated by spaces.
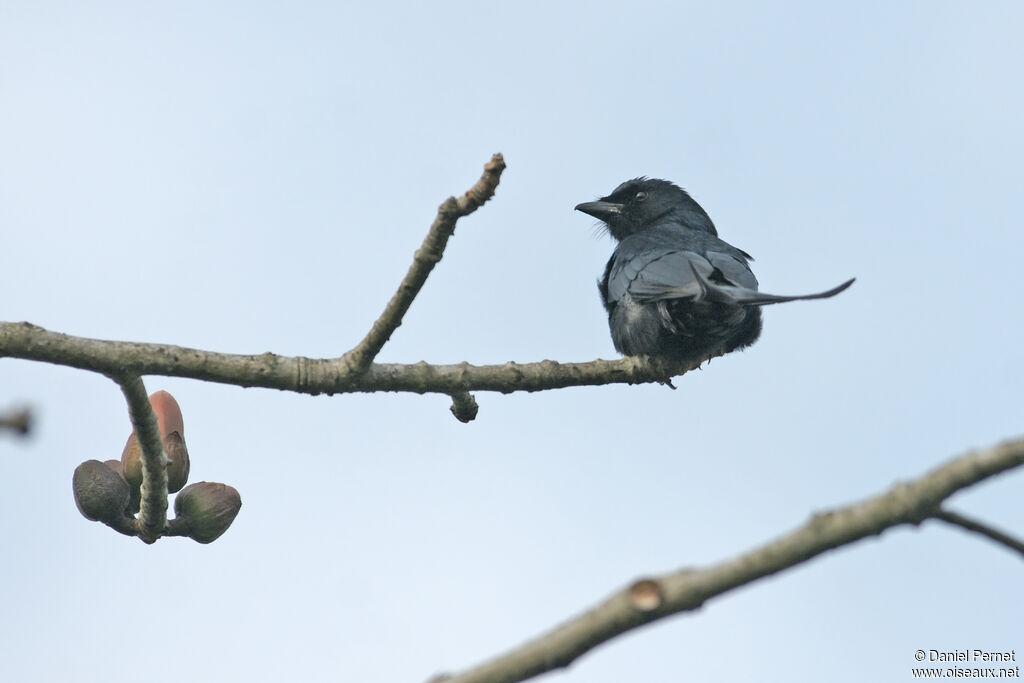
xmin=342 ymin=153 xmax=506 ymax=375
xmin=932 ymin=508 xmax=1024 ymax=558
xmin=0 ymin=408 xmax=32 ymax=436
xmin=435 ymin=436 xmax=1024 ymax=683
xmin=112 ymin=374 xmax=168 ymax=543
xmin=0 ymin=323 xmax=694 ymax=397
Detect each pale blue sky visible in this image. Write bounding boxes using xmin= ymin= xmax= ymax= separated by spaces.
xmin=2 ymin=3 xmax=1022 ymax=682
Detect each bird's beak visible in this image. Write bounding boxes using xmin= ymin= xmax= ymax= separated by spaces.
xmin=575 ymin=200 xmax=622 ymax=221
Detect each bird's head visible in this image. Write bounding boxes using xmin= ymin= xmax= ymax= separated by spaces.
xmin=575 ymin=177 xmax=716 ymax=240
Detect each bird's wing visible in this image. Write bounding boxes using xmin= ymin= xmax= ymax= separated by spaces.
xmin=607 ymin=248 xmax=758 ymax=304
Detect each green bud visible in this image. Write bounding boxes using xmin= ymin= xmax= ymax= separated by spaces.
xmin=174 ymin=482 xmax=241 ymax=543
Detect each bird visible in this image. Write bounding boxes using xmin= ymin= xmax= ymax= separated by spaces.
xmin=576 ymin=178 xmax=854 ymax=364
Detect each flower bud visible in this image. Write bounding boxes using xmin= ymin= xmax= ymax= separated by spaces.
xmin=120 ymin=391 xmax=190 ymax=494
xmin=174 ymin=482 xmax=241 ymax=543
xmin=164 ymin=432 xmax=190 ymax=494
xmin=120 ymin=432 xmax=143 ymax=489
xmin=149 ymin=390 xmax=184 ymax=438
xmin=73 ymin=459 xmax=131 ymax=523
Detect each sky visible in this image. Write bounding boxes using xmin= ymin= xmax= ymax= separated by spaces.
xmin=1 ymin=2 xmax=1022 ymax=682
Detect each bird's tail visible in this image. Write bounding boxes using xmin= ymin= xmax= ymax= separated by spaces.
xmin=688 ymin=262 xmax=855 ymax=306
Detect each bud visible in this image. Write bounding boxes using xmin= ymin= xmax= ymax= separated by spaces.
xmin=119 ymin=390 xmax=191 ymax=494
xmin=120 ymin=432 xmax=143 ymax=489
xmin=73 ymin=459 xmax=131 ymax=523
xmin=149 ymin=390 xmax=184 ymax=439
xmin=165 ymin=432 xmax=190 ymax=494
xmin=174 ymin=482 xmax=241 ymax=543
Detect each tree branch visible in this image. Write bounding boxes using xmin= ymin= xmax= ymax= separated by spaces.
xmin=342 ymin=153 xmax=506 ymax=375
xmin=0 ymin=154 xmax=695 ymax=418
xmin=436 ymin=436 xmax=1024 ymax=683
xmin=932 ymin=508 xmax=1024 ymax=558
xmin=113 ymin=374 xmax=168 ymax=543
xmin=0 ymin=323 xmax=693 ymax=396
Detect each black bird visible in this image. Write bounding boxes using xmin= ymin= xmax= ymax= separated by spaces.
xmin=576 ymin=178 xmax=854 ymax=364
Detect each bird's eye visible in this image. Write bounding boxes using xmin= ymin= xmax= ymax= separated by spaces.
xmin=635 ymin=191 xmax=648 ymax=202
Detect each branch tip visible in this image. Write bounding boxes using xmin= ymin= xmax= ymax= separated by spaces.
xmin=449 ymin=392 xmax=479 ymax=423
xmin=341 ymin=154 xmax=507 ymax=375
xmin=0 ymin=407 xmax=32 ymax=436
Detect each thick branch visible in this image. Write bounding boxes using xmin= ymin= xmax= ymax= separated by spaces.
xmin=113 ymin=374 xmax=168 ymax=543
xmin=342 ymin=153 xmax=506 ymax=375
xmin=0 ymin=323 xmax=693 ymax=395
xmin=438 ymin=436 xmax=1024 ymax=683
xmin=932 ymin=509 xmax=1024 ymax=558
